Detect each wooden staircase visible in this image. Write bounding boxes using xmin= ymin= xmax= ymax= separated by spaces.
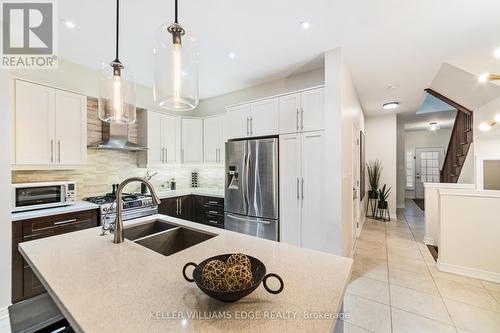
xmin=424 ymin=89 xmax=473 ymax=183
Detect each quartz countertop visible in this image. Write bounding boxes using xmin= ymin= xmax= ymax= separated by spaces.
xmin=11 ymin=201 xmax=100 ymax=222
xmin=155 ymin=187 xmax=224 ymax=199
xmin=19 ymin=214 xmax=352 ymax=333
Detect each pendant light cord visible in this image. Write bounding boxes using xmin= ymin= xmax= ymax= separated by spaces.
xmin=115 ymin=0 xmax=120 ymax=62
xmin=174 ymin=0 xmax=178 ymax=23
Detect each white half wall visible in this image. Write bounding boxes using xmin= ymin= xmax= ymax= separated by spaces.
xmin=438 ymin=189 xmax=500 ymax=282
xmin=423 ymin=182 xmax=474 ymax=246
xmin=365 ymin=114 xmax=397 ymax=217
xmin=0 ymin=68 xmax=12 ymax=307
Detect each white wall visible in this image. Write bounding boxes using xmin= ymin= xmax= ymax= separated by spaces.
xmin=324 ymin=49 xmax=365 ymax=257
xmin=365 ymin=114 xmax=397 ymax=217
xmin=438 ymin=189 xmax=500 ymax=282
xmin=191 ymin=68 xmax=325 ymax=117
xmin=404 ymin=128 xmax=453 ymax=198
xmin=396 ymin=117 xmax=405 ymax=208
xmin=0 ymin=69 xmax=12 ymax=307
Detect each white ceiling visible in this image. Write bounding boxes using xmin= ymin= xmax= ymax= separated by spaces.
xmin=58 ymin=0 xmax=500 ymax=115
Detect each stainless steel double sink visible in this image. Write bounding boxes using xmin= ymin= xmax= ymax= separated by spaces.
xmin=124 ymin=220 xmax=216 ymax=256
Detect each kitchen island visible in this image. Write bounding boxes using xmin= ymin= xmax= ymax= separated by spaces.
xmin=19 ymin=214 xmax=352 ymax=333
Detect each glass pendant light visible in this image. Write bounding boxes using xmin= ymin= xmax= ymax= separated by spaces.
xmin=98 ymin=0 xmax=136 ymax=124
xmin=154 ymin=0 xmax=199 ymax=111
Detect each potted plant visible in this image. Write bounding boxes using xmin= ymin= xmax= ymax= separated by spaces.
xmin=367 ymin=160 xmax=382 ymax=199
xmin=377 ymin=184 xmax=391 ymax=209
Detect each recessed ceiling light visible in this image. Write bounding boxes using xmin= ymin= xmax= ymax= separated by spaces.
xmin=494 ymin=114 xmax=500 ymax=123
xmin=479 ymin=73 xmax=490 ymax=83
xmin=386 ymin=84 xmax=398 ymax=90
xmin=494 ymin=48 xmax=500 ymax=58
xmin=382 ymin=102 xmax=399 ymax=110
xmin=228 ymin=52 xmax=236 ymax=59
xmin=60 ymin=19 xmax=77 ymax=29
xmin=298 ymin=21 xmax=311 ymax=31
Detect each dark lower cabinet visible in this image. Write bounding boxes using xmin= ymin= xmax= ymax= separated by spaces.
xmin=159 ymin=196 xmax=194 ymax=221
xmin=159 ymin=195 xmax=224 ymax=229
xmin=12 ymin=209 xmax=98 ymax=303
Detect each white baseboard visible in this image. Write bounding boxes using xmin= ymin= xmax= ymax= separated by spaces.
xmin=437 ymin=260 xmax=500 ymax=283
xmin=423 ymin=237 xmax=437 ymax=246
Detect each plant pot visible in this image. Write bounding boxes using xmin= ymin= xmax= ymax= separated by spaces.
xmin=378 ymin=200 xmax=388 ymax=209
xmin=368 ymin=190 xmax=378 ymax=199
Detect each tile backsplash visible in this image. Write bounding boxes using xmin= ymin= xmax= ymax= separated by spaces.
xmin=12 ymin=149 xmax=224 ymax=200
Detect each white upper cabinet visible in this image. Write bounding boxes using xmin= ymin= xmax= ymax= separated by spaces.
xmin=144 ymin=111 xmax=164 ymax=165
xmin=224 ymin=98 xmax=278 ymax=140
xmin=54 ymin=90 xmax=87 ymax=165
xmin=301 ymin=88 xmax=324 ymax=132
xmin=204 ymin=115 xmax=224 ymax=165
xmin=181 ymin=118 xmax=203 ymax=164
xmin=13 ymin=80 xmax=86 ymax=168
xmin=250 ymin=98 xmax=278 ymax=137
xmin=139 ymin=111 xmax=181 ymax=167
xmin=225 ymin=104 xmax=250 ymax=140
xmin=278 ymin=87 xmax=324 ymax=134
xmin=163 ymin=115 xmax=180 ymax=163
xmin=278 ymin=93 xmax=301 ymax=134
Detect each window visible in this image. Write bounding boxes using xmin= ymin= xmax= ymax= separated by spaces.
xmin=406 ymin=152 xmax=414 ymax=189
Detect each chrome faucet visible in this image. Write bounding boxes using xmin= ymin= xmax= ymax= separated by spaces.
xmin=113 ymin=177 xmax=161 ymax=244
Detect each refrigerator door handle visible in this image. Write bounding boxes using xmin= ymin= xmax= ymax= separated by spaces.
xmin=301 ymin=178 xmax=304 ymax=200
xmin=226 ymin=214 xmax=271 ymax=225
xmin=296 ymin=178 xmax=300 ymax=200
xmin=244 ymin=152 xmax=251 ymax=210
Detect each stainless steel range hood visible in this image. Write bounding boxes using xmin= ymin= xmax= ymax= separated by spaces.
xmin=87 ymin=122 xmax=148 ymax=151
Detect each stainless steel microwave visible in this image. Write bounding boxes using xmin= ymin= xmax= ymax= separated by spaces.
xmin=11 ymin=181 xmax=76 ymax=212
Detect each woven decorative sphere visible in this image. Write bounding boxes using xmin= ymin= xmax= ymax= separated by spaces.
xmin=226 ymin=253 xmax=251 ymax=270
xmin=201 ymin=260 xmax=227 ymax=290
xmin=225 ymin=264 xmax=254 ymax=291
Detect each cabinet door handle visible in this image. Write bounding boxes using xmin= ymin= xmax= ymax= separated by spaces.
xmin=300 ymin=107 xmax=304 ymax=130
xmin=208 ymin=210 xmax=219 ymax=215
xmin=50 ymin=140 xmax=54 ymax=163
xmin=176 ymin=198 xmax=179 ymax=215
xmin=164 ymin=148 xmax=168 ymax=163
xmin=181 ymin=149 xmax=184 ymax=163
xmin=301 ymin=178 xmax=304 ymax=200
xmin=246 ymin=117 xmax=250 ymax=136
xmin=296 ymin=108 xmax=300 ymax=131
xmin=54 ymin=218 xmax=78 ymax=226
xmin=208 ymin=201 xmax=219 ymax=205
xmin=250 ymin=116 xmax=253 ymax=136
xmin=58 ymin=140 xmax=61 ymax=163
xmin=297 ymin=178 xmax=300 ymax=200
xmin=179 ymin=199 xmax=182 ymax=215
xmin=207 ymin=220 xmax=219 ymax=225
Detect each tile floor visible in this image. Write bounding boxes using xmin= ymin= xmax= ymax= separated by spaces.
xmin=343 ymin=199 xmax=500 ymax=333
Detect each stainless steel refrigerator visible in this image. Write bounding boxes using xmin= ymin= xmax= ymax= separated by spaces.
xmin=224 ymin=138 xmax=279 ymax=241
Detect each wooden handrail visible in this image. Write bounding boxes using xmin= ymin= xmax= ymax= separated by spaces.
xmin=424 ymin=89 xmax=473 ymax=116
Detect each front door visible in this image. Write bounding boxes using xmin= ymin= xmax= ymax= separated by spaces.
xmin=415 ymin=148 xmax=445 ymax=198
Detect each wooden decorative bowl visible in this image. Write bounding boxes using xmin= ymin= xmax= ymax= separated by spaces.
xmin=182 ymin=254 xmax=284 ymax=303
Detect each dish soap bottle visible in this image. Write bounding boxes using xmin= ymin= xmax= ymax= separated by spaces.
xmin=170 ymin=178 xmax=176 ymax=191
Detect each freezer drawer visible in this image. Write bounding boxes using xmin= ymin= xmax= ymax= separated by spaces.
xmin=224 ymin=213 xmax=278 ymax=241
